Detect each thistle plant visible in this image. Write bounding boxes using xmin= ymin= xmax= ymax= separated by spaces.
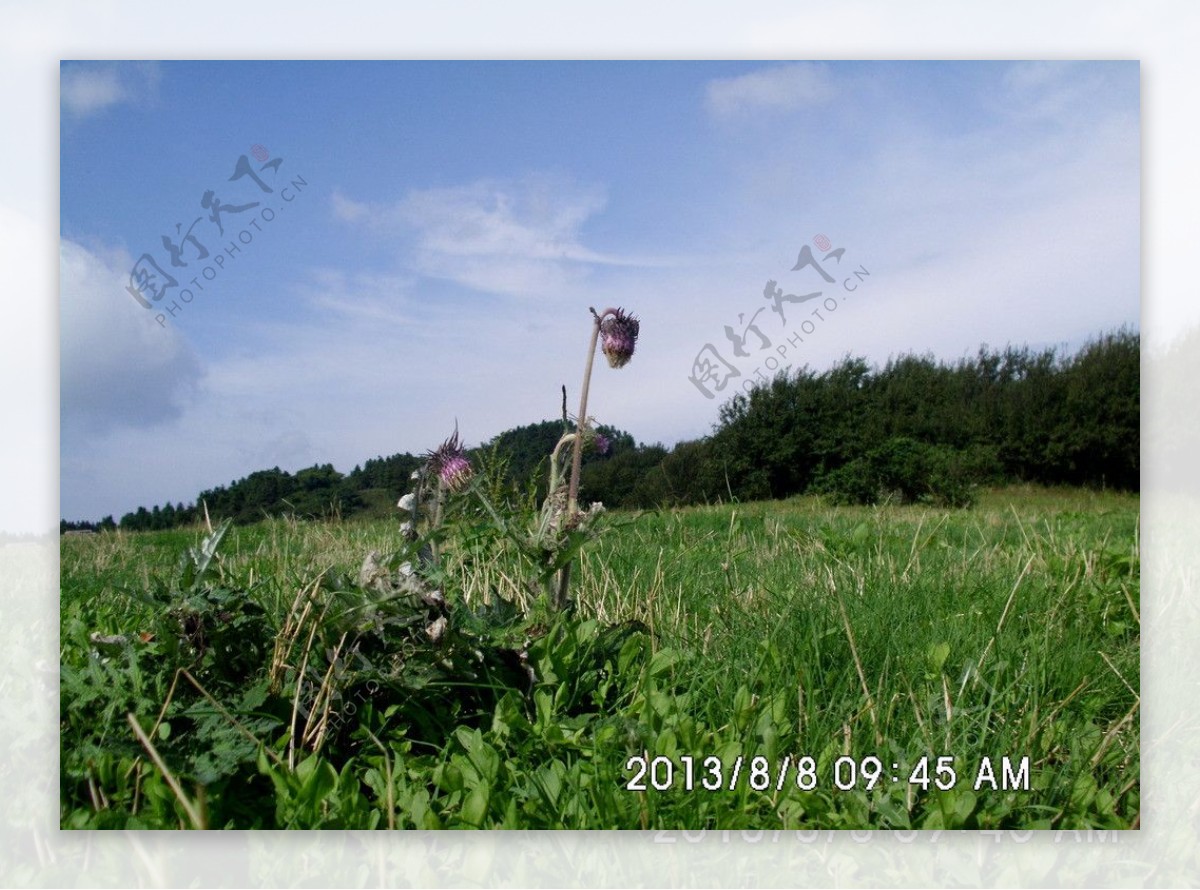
xmin=557 ymin=306 xmax=639 ymax=608
xmin=395 ymin=429 xmax=476 ymax=570
xmin=372 ymin=430 xmax=478 ymax=641
xmin=390 ymin=307 xmax=638 ymax=618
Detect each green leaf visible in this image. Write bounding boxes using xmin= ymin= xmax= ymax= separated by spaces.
xmin=298 ymin=758 xmax=338 ymax=809
xmin=927 ymin=641 xmax=951 ymax=673
xmin=647 ymin=648 xmax=682 ymax=679
xmin=408 ymin=789 xmax=430 ymax=827
xmin=460 ymin=786 xmax=490 ymax=827
xmin=534 ymin=761 xmax=565 ymax=809
xmin=616 ymin=634 xmax=649 ymax=675
xmin=465 ymin=738 xmax=500 ymax=784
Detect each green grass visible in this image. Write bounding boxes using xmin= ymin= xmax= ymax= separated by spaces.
xmin=59 ymin=485 xmax=1139 ymax=829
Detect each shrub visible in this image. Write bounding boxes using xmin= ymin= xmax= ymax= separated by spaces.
xmin=815 ymin=437 xmax=979 ymax=508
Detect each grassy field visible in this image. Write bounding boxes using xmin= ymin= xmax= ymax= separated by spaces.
xmin=59 ymin=486 xmax=1139 ymax=829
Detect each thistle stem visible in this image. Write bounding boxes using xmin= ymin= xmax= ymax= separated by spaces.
xmin=556 ymin=306 xmax=615 ymax=609
xmin=430 ymin=477 xmax=444 ymax=568
xmin=567 ymin=306 xmax=621 ymax=510
xmin=567 ymin=310 xmax=604 ymax=515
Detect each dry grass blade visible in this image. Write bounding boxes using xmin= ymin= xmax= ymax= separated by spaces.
xmin=1098 ymin=650 xmax=1138 ymax=700
xmin=831 ymin=569 xmax=881 ymax=747
xmin=127 ymin=712 xmax=206 ymax=829
xmin=1121 ymin=581 xmax=1140 ymax=626
xmin=271 ymin=574 xmax=325 ymax=692
xmin=302 ymin=631 xmax=349 ymax=753
xmin=942 ymin=673 xmax=954 ymax=750
xmin=288 ymin=605 xmax=326 ymax=769
xmin=1090 ymin=696 xmax=1140 ymax=768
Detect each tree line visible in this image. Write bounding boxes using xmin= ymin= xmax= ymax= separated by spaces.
xmin=62 ymin=328 xmax=1138 ymax=532
xmin=582 ymin=328 xmax=1138 ymax=509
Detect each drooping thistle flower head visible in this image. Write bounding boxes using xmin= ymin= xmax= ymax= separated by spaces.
xmin=599 ymin=307 xmax=640 ymax=369
xmin=427 ymin=429 xmax=473 ymax=492
xmin=593 ymin=432 xmax=611 ymax=456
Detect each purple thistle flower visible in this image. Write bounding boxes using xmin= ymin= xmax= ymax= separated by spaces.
xmin=600 ymin=308 xmax=640 ymax=369
xmin=593 ymin=433 xmax=611 ymax=455
xmin=427 ymin=429 xmax=473 ymax=492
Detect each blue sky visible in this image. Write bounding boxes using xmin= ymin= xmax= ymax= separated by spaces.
xmin=59 ymin=60 xmax=1140 ymax=522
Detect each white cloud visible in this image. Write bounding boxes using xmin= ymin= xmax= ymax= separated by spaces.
xmin=397 ymin=175 xmax=605 ymax=297
xmin=336 ymin=174 xmax=673 ymax=299
xmin=60 ymin=61 xmax=160 ymax=118
xmin=300 ymin=267 xmax=419 ymax=328
xmin=706 ymin=63 xmax=835 ymax=118
xmin=59 ymin=238 xmax=201 ymax=435
xmin=399 ymin=176 xmax=607 ymax=263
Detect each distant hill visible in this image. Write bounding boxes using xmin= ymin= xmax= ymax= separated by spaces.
xmin=75 ymin=419 xmax=640 ymax=532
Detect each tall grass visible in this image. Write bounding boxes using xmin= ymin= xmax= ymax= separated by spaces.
xmin=59 ymin=486 xmax=1138 ymax=829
